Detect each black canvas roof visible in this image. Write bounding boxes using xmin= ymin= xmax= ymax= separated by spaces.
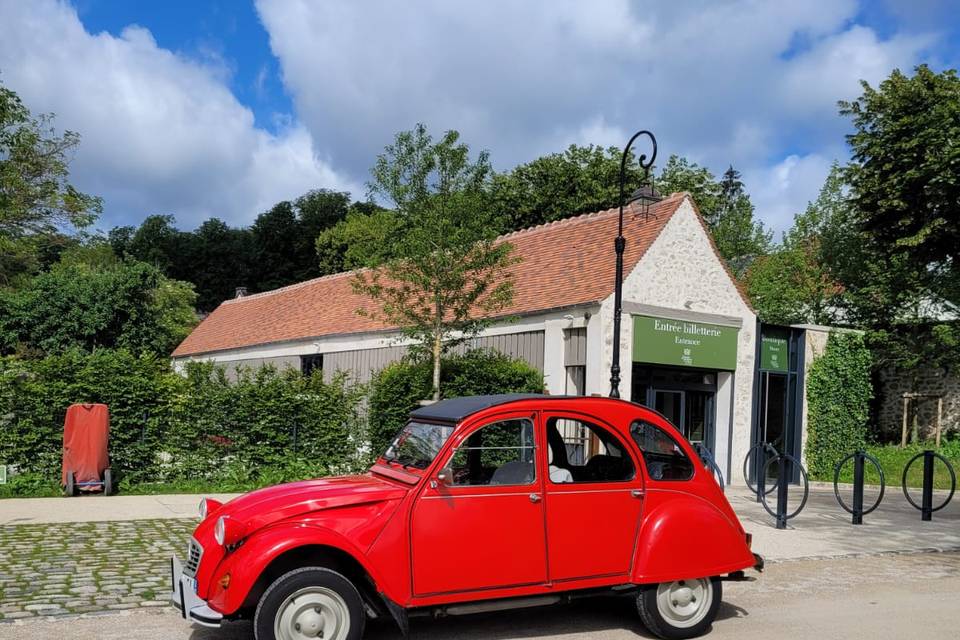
xmin=409 ymin=394 xmax=548 ymax=423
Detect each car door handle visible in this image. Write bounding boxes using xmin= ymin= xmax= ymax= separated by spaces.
xmin=631 ymin=489 xmax=645 ymax=498
xmin=529 ymin=493 xmax=542 ymax=503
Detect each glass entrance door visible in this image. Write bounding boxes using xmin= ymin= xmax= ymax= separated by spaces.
xmin=651 ymin=388 xmax=714 ymax=448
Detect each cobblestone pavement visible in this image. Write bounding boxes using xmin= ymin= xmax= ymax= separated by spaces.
xmin=0 ymin=519 xmax=195 ymax=621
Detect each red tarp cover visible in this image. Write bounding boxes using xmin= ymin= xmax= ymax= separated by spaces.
xmin=61 ymin=403 xmax=110 ymax=486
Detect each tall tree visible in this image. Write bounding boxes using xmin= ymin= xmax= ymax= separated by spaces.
xmin=355 ymin=125 xmax=516 ymax=400
xmin=0 ymin=82 xmax=101 ymax=283
xmin=838 ymin=65 xmax=960 ymax=377
xmin=656 ymin=155 xmax=722 ymax=225
xmin=840 ymin=64 xmax=960 ymax=293
xmin=0 ymin=258 xmax=197 ymax=356
xmin=712 ymin=166 xmax=772 ymax=276
xmin=315 ymin=205 xmax=400 ymax=276
xmin=489 ymin=144 xmax=645 ymax=231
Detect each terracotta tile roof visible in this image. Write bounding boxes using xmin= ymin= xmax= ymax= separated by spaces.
xmin=172 ymin=193 xmax=691 ymax=357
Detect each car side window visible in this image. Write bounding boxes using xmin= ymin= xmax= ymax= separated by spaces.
xmin=546 ymin=417 xmax=635 ymax=483
xmin=629 ymin=420 xmax=694 ymax=481
xmin=448 ymin=418 xmax=536 ymax=486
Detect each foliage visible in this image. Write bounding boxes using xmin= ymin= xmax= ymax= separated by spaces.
xmin=804 ymin=332 xmax=873 ymax=477
xmin=0 ymin=259 xmax=197 ymax=356
xmin=109 ymin=189 xmax=363 ymax=311
xmin=657 ymin=159 xmax=770 ymax=275
xmin=0 ymin=350 xmax=366 ymax=492
xmin=0 ymin=82 xmax=101 ymax=284
xmin=814 ymin=440 xmax=960 ymax=490
xmin=367 ymin=349 xmax=544 ymax=456
xmin=745 ymin=165 xmax=848 ymax=325
xmin=356 ymin=124 xmax=517 ymax=400
xmin=489 ymin=144 xmax=646 ymax=230
xmin=657 ymin=155 xmax=722 ymax=223
xmin=840 ymin=65 xmax=960 ymax=289
xmin=315 ymin=204 xmax=400 ymax=275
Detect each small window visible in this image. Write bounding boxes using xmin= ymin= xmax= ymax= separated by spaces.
xmin=546 ymin=417 xmax=635 ymax=483
xmin=630 ymin=420 xmax=694 ymax=481
xmin=448 ymin=419 xmax=535 ymax=486
xmin=301 ymin=354 xmax=323 ymax=377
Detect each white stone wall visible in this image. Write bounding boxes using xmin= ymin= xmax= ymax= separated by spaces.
xmin=798 ymin=326 xmax=830 ymax=467
xmin=593 ymin=197 xmax=758 ymax=484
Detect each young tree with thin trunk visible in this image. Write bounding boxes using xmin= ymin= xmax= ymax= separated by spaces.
xmin=354 ymin=125 xmax=517 ymax=401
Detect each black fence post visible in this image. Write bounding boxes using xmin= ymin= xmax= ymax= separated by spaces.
xmin=922 ymin=449 xmax=934 ymax=522
xmin=776 ymin=455 xmax=789 ymax=530
xmin=852 ymin=451 xmax=865 ymax=525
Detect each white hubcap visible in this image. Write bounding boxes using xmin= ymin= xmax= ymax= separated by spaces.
xmin=275 ymin=587 xmax=350 ymax=640
xmin=656 ymin=578 xmax=713 ymax=629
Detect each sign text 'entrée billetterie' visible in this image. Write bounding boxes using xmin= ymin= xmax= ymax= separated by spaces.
xmin=632 ymin=315 xmax=738 ymax=370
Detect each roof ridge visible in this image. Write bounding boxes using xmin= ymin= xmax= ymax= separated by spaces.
xmin=495 ymin=191 xmax=686 ymax=242
xmin=222 ymin=269 xmax=362 ymax=304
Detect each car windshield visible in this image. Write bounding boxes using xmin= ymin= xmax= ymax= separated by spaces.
xmin=382 ymin=421 xmax=455 ymax=470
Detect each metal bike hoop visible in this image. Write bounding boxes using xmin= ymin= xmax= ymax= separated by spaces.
xmin=833 ymin=451 xmax=886 ymax=517
xmin=759 ymin=452 xmax=810 ymax=521
xmin=901 ymin=451 xmax=957 ymax=513
xmin=743 ymin=442 xmax=779 ymax=497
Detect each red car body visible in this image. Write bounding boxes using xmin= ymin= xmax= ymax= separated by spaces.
xmin=171 ymin=395 xmax=760 ymax=637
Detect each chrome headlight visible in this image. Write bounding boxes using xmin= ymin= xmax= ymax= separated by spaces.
xmin=214 ymin=515 xmax=246 ymax=548
xmin=199 ymin=497 xmax=222 ymax=520
xmin=214 ymin=516 xmax=226 ymax=546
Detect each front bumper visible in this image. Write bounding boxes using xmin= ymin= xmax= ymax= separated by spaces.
xmin=169 ymin=555 xmax=223 ymax=628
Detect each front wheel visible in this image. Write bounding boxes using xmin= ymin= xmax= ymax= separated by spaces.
xmin=254 ymin=567 xmax=365 ymax=640
xmin=637 ymin=577 xmax=721 ymax=639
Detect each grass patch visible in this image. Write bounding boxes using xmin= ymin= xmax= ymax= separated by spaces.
xmin=815 ymin=441 xmax=960 ymax=490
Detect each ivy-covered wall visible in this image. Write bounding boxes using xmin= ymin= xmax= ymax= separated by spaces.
xmin=804 ymin=331 xmax=873 ymax=477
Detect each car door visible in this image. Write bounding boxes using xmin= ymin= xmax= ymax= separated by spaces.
xmin=410 ymin=411 xmax=547 ymax=596
xmin=542 ymin=412 xmax=644 ymax=581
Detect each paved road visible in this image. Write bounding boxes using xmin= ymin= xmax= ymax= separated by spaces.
xmin=2 ymin=551 xmax=958 ymax=640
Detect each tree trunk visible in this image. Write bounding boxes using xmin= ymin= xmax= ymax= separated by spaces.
xmin=432 ymin=332 xmax=442 ymax=402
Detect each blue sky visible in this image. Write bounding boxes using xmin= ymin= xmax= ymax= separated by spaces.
xmin=1 ymin=1 xmax=958 ymax=237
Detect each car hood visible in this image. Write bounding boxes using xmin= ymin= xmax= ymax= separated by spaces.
xmin=207 ymin=474 xmax=409 ymax=533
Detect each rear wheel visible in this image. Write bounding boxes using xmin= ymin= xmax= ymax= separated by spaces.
xmin=637 ymin=577 xmax=721 ymax=639
xmin=254 ymin=567 xmax=364 ymax=640
xmin=65 ymin=472 xmax=76 ymax=497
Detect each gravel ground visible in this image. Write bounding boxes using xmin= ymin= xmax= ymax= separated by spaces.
xmin=0 ymin=519 xmax=195 ymax=620
xmin=0 ymin=551 xmax=958 ymax=639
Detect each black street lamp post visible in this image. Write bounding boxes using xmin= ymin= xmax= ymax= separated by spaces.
xmin=609 ymin=130 xmax=660 ymax=399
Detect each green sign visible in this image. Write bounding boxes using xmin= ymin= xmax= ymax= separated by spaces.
xmin=760 ymin=330 xmax=789 ymax=372
xmin=632 ymin=315 xmax=738 ymax=370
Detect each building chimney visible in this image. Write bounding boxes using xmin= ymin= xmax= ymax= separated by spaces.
xmin=235 ymin=286 xmax=248 ymax=299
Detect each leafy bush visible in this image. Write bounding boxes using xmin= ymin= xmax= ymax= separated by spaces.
xmin=0 ymin=350 xmax=365 ymax=492
xmin=804 ymin=331 xmax=873 ymax=477
xmin=368 ymin=349 xmax=544 ymax=456
xmin=820 ymin=440 xmax=960 ymax=490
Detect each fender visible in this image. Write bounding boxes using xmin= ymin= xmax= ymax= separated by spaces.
xmin=204 ymin=521 xmax=390 ymax=615
xmin=632 ymin=491 xmax=754 ymax=584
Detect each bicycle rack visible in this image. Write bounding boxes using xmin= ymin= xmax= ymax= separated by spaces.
xmin=758 ymin=452 xmax=809 ymax=529
xmin=743 ymin=442 xmax=778 ymax=501
xmin=694 ymin=443 xmax=724 ymax=491
xmin=902 ymin=450 xmax=957 ymax=522
xmin=833 ymin=450 xmax=885 ymax=525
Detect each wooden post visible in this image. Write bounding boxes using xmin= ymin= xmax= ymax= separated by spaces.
xmin=901 ymin=396 xmax=909 ymax=448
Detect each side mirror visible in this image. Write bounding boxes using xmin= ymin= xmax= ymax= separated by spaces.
xmin=436 ymin=467 xmax=453 ymax=486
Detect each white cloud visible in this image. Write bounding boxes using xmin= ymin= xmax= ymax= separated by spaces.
xmin=256 ymin=0 xmax=933 ymax=233
xmin=0 ymin=0 xmax=356 ymax=229
xmin=743 ymin=153 xmax=838 ymax=238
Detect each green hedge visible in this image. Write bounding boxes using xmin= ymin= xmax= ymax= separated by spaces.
xmin=0 ymin=350 xmax=365 ymax=489
xmin=804 ymin=332 xmax=873 ymax=477
xmin=367 ymin=349 xmax=545 ymax=456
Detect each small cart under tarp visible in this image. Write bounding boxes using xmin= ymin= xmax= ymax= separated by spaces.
xmin=62 ymin=403 xmax=113 ymax=496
